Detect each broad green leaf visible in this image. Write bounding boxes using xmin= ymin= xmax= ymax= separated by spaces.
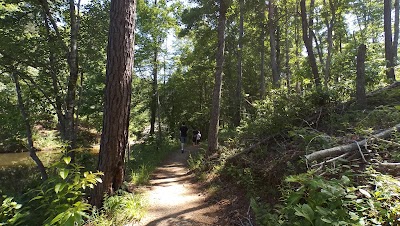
xmin=59 ymin=169 xmax=70 ymax=180
xmin=55 ymin=183 xmax=62 ymax=194
xmin=294 ymin=204 xmax=315 ymax=223
xmin=63 ymin=156 xmax=72 ymax=165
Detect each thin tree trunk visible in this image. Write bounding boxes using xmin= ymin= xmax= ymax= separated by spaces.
xmin=324 ymin=0 xmax=335 ymax=87
xmin=260 ymin=0 xmax=266 ymax=99
xmin=91 ymin=0 xmax=136 ymax=208
xmin=12 ymin=73 xmax=48 ymax=180
xmin=43 ymin=14 xmax=66 ymax=138
xmin=384 ymin=0 xmax=395 ymax=81
xmin=394 ymin=0 xmax=399 ymax=68
xmin=356 ymin=44 xmax=367 ymax=108
xmin=300 ymin=0 xmax=321 ymax=89
xmin=208 ymin=0 xmax=227 ymax=153
xmin=285 ymin=0 xmax=290 ymax=93
xmin=65 ymin=0 xmax=80 ymax=159
xmin=235 ymin=0 xmax=244 ymax=127
xmin=269 ymin=0 xmax=279 ymax=88
xmin=150 ymin=49 xmax=158 ymax=135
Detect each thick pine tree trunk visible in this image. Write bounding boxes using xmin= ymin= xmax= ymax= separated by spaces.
xmin=208 ymin=0 xmax=227 ymax=154
xmin=91 ymin=0 xmax=136 ymax=208
xmin=356 ymin=44 xmax=367 ymax=108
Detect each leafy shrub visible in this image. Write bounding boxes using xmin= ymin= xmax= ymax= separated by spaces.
xmin=0 ymin=195 xmax=27 ymax=225
xmin=87 ymin=190 xmax=145 ymax=226
xmin=252 ymin=170 xmax=400 ymax=226
xmin=27 ymin=156 xmax=102 ymax=226
xmin=239 ymin=90 xmax=324 ymax=141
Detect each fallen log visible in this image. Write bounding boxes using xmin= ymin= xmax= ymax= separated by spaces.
xmin=305 ymin=123 xmax=400 ymax=162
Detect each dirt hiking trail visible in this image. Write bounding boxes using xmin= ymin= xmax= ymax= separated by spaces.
xmin=131 ymin=146 xmax=222 ymax=226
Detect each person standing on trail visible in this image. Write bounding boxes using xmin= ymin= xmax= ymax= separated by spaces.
xmin=196 ymin=130 xmax=201 ymax=145
xmin=192 ymin=128 xmax=199 ymax=146
xmin=179 ymin=122 xmax=188 ymax=153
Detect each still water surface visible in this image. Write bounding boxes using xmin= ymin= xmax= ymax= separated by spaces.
xmin=0 ymin=152 xmax=33 ymax=167
xmin=0 ymin=147 xmax=99 ymax=168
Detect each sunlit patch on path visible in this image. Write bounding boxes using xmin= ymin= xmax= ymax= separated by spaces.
xmin=130 ymin=147 xmax=220 ymax=226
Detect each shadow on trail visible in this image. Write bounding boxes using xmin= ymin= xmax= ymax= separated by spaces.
xmin=145 ymin=203 xmax=217 ymax=226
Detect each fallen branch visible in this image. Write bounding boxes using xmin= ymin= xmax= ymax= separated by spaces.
xmin=310 ymin=153 xmax=350 ymax=168
xmin=372 ymin=159 xmax=400 ymax=168
xmin=305 ymin=123 xmax=400 ymax=162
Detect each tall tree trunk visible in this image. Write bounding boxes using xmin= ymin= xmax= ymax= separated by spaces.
xmin=269 ymin=0 xmax=279 ymax=88
xmin=324 ymin=0 xmax=335 ymax=87
xmin=208 ymin=0 xmax=227 ymax=153
xmin=295 ymin=0 xmax=302 ymax=94
xmin=235 ymin=0 xmax=244 ymax=127
xmin=300 ymin=0 xmax=321 ymax=89
xmin=65 ymin=0 xmax=80 ymax=160
xmin=91 ymin=0 xmax=136 ymax=208
xmin=150 ymin=49 xmax=158 ymax=135
xmin=12 ymin=73 xmax=48 ymax=180
xmin=394 ymin=0 xmax=399 ymax=68
xmin=285 ymin=0 xmax=290 ymax=93
xmin=384 ymin=0 xmax=396 ymax=81
xmin=150 ymin=0 xmax=158 ymax=136
xmin=356 ymin=44 xmax=367 ymax=108
xmin=42 ymin=13 xmax=66 ymax=138
xmin=260 ymin=0 xmax=266 ymax=99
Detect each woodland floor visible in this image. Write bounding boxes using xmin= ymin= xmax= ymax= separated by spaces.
xmin=130 ymin=145 xmax=232 ymax=226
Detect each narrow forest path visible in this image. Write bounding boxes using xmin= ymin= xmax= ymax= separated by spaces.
xmin=131 ymin=146 xmax=222 ymax=226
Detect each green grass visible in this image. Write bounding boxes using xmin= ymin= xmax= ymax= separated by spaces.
xmin=87 ymin=191 xmax=146 ymax=226
xmin=126 ymin=137 xmax=179 ymax=185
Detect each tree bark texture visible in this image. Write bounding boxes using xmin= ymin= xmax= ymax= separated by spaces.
xmin=285 ymin=0 xmax=290 ymax=93
xmin=324 ymin=0 xmax=335 ymax=87
xmin=356 ymin=44 xmax=367 ymax=108
xmin=260 ymin=0 xmax=266 ymax=99
xmin=384 ymin=0 xmax=396 ymax=81
xmin=150 ymin=49 xmax=158 ymax=135
xmin=65 ymin=0 xmax=80 ymax=158
xmin=91 ymin=0 xmax=136 ymax=208
xmin=43 ymin=15 xmax=66 ymax=138
xmin=12 ymin=73 xmax=48 ymax=180
xmin=300 ymin=0 xmax=321 ymax=88
xmin=394 ymin=0 xmax=399 ymax=67
xmin=235 ymin=0 xmax=244 ymax=127
xmin=269 ymin=0 xmax=279 ymax=88
xmin=208 ymin=0 xmax=227 ymax=153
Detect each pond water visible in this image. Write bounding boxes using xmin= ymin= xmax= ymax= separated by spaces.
xmin=0 ymin=152 xmax=33 ymax=167
xmin=0 ymin=147 xmax=100 ymax=168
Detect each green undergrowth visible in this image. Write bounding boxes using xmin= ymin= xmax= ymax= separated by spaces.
xmin=127 ymin=136 xmax=179 ymax=185
xmin=0 ymin=132 xmax=178 ymax=225
xmin=195 ymin=86 xmax=400 ymax=225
